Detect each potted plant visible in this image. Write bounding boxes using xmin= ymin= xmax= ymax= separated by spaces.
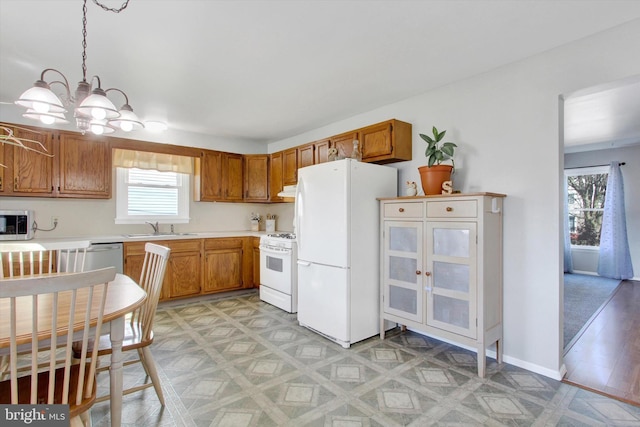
xmin=418 ymin=126 xmax=457 ymax=195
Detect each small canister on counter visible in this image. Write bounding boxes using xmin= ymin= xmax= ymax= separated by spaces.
xmin=265 ymin=214 xmax=276 ymax=233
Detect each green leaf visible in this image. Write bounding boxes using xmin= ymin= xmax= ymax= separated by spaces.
xmin=435 ymin=129 xmax=446 ymax=142
xmin=428 ymin=156 xmax=436 ymax=167
xmin=441 ymin=143 xmax=456 ymax=157
xmin=419 ymin=133 xmax=434 ymax=144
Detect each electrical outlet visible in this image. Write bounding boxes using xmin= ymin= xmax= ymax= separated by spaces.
xmin=51 ymin=216 xmax=59 ymax=227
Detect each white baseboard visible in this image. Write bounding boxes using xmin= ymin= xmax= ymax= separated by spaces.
xmin=406 ymin=327 xmax=566 ymax=381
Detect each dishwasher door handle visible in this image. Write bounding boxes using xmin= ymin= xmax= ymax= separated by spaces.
xmin=88 ymin=244 xmax=123 ymax=252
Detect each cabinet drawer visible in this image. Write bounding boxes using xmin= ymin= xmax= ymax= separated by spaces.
xmin=383 ymin=202 xmax=423 ymax=218
xmin=167 ymin=239 xmax=202 ymax=252
xmin=426 ymin=200 xmax=477 ymax=218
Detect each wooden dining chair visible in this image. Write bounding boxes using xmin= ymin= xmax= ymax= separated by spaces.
xmin=0 ymin=240 xmax=92 ymax=380
xmin=0 ymin=267 xmax=116 ymax=427
xmin=80 ymin=243 xmax=170 ymax=405
xmin=0 ymin=240 xmax=91 ymax=278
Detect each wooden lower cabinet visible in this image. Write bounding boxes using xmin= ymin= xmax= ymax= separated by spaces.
xmin=252 ymin=237 xmax=260 ymax=288
xmin=124 ymin=237 xmax=255 ymax=302
xmin=203 ymin=238 xmax=244 ymax=293
xmin=165 ymin=240 xmax=202 ymax=299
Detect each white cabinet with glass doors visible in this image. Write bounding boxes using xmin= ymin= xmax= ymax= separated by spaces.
xmin=379 ymin=193 xmax=505 ymax=377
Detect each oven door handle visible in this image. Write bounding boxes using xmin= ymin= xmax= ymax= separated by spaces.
xmin=259 ymin=245 xmax=290 ymax=255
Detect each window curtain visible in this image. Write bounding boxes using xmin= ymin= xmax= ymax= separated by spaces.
xmin=563 ymin=178 xmax=574 ymax=273
xmin=113 ymin=149 xmax=194 ymax=174
xmin=597 ymin=161 xmax=633 ymax=279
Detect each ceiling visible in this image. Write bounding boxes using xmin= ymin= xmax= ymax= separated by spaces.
xmin=1 ymin=0 xmax=640 ymax=146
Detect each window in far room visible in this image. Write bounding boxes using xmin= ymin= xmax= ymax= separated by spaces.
xmin=114 ymin=149 xmax=192 ymax=224
xmin=565 ymin=166 xmax=608 ymax=247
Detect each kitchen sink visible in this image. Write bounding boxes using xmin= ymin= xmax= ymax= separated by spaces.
xmin=123 ymin=232 xmax=197 ymax=238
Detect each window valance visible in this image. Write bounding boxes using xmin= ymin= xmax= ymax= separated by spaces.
xmin=113 ymin=149 xmax=194 ymax=174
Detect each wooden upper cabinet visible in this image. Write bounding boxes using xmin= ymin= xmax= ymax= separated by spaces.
xmin=314 ymin=139 xmax=330 ymax=164
xmin=10 ymin=125 xmax=55 ymax=196
xmin=269 ymin=151 xmax=284 ymax=202
xmin=223 ymin=153 xmax=244 ymax=201
xmin=244 ymin=154 xmax=269 ymax=202
xmin=0 ymin=141 xmax=5 ymax=192
xmin=195 ymin=150 xmax=223 ymax=201
xmin=195 ymin=150 xmax=243 ymax=202
xmin=282 ymin=148 xmax=298 ymax=186
xmin=359 ymin=119 xmax=412 ymax=164
xmin=330 ymin=131 xmax=358 ymax=160
xmin=297 ymin=144 xmax=314 ymax=170
xmin=58 ymin=131 xmax=111 ymax=198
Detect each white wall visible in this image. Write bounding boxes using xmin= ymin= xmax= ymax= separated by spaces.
xmin=267 ymin=20 xmax=640 ymax=378
xmin=565 ymin=144 xmax=640 ymax=277
xmin=0 ymin=175 xmax=295 ymax=238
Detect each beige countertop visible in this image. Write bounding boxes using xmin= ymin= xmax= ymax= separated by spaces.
xmin=7 ymin=230 xmax=287 ymax=245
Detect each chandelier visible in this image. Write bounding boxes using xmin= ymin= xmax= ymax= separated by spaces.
xmin=14 ymin=0 xmax=144 ymax=135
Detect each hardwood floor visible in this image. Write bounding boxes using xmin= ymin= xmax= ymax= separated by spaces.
xmin=563 ymin=280 xmax=640 ymax=406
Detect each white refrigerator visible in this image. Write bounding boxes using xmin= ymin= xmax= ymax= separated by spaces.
xmin=295 ymin=158 xmax=397 ymax=348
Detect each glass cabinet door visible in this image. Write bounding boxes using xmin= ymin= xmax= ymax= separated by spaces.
xmin=383 ymin=221 xmax=423 ymax=322
xmin=425 ymin=221 xmax=477 ymax=338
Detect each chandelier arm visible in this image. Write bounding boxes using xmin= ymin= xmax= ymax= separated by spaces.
xmin=40 ymin=68 xmax=72 ymax=103
xmin=104 ymin=88 xmax=130 ymax=106
xmin=92 ymin=0 xmax=130 ymax=13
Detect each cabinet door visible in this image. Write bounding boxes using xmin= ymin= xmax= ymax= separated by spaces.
xmin=252 ymin=237 xmax=260 ymax=288
xmin=203 ymin=248 xmax=243 ymax=292
xmin=196 ymin=151 xmax=223 ymax=201
xmin=269 ymin=152 xmax=284 ymax=202
xmin=297 ymin=144 xmax=314 ymax=170
xmin=11 ymin=126 xmax=54 ymax=195
xmin=166 ymin=251 xmax=202 ymax=298
xmin=223 ymin=153 xmax=244 ymax=201
xmin=314 ymin=139 xmax=330 ymax=164
xmin=360 ymin=121 xmax=392 ymax=160
xmin=58 ymin=132 xmax=111 ymax=198
xmin=330 ymin=132 xmax=358 ymax=160
xmin=382 ymin=221 xmax=424 ymax=322
xmin=244 ymin=154 xmax=269 ymax=202
xmin=0 ymin=142 xmax=5 ymax=192
xmin=425 ymin=221 xmax=477 ymax=339
xmin=282 ymin=148 xmax=297 ymax=185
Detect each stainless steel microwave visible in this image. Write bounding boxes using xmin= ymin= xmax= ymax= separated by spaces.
xmin=0 ymin=210 xmax=34 ymax=240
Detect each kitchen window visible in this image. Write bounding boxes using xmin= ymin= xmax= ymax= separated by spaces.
xmin=115 ymin=167 xmax=190 ymax=224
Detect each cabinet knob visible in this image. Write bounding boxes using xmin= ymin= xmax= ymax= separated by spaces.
xmin=446 ymin=207 xmax=453 ymax=212
xmin=416 ymin=270 xmax=421 ymax=275
xmin=425 ymin=271 xmax=432 ymax=276
xmin=399 ymin=208 xmax=405 ymax=212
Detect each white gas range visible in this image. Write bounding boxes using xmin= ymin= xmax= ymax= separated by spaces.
xmin=259 ymin=233 xmax=298 ymax=313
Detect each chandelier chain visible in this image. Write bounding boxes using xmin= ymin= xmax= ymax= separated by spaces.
xmin=81 ymin=0 xmax=88 ymax=82
xmin=92 ymin=0 xmax=130 ymax=13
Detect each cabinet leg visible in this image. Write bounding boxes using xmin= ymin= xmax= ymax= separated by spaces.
xmin=496 ymin=339 xmax=503 ymax=364
xmin=478 ymin=346 xmax=486 ymax=378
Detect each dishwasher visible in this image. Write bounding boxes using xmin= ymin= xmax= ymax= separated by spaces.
xmin=60 ymin=242 xmax=124 ymax=274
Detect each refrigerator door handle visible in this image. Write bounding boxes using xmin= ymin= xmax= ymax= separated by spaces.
xmin=297 ymin=260 xmax=311 ymax=267
xmin=294 ymin=179 xmax=303 ymax=251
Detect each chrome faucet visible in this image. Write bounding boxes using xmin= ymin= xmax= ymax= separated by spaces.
xmin=145 ymin=221 xmax=160 ymax=235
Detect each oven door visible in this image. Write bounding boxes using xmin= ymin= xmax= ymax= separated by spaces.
xmin=260 ymin=245 xmax=292 ymax=294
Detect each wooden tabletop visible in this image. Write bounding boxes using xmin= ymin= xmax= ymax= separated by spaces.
xmin=0 ymin=273 xmax=146 ymax=348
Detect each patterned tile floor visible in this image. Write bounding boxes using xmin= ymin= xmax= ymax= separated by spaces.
xmin=90 ymin=291 xmax=640 ymax=426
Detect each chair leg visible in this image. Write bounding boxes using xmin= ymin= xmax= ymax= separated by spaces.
xmin=140 ymin=346 xmax=165 ymax=406
xmin=79 ymin=409 xmax=92 ymax=427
